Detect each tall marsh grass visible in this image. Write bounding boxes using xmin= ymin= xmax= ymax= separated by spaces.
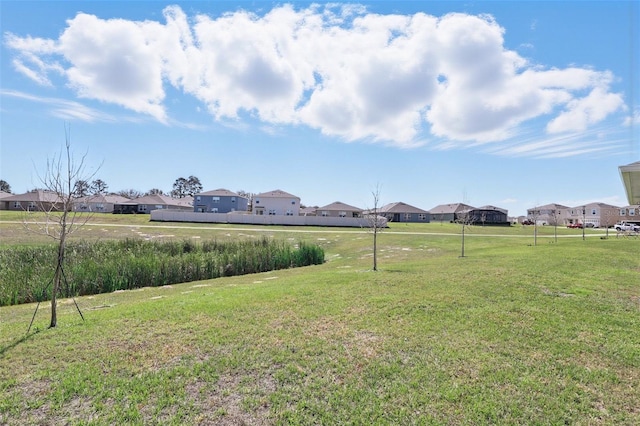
xmin=0 ymin=238 xmax=324 ymax=306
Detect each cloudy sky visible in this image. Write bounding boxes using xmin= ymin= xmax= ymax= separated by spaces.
xmin=1 ymin=1 xmax=638 ymax=216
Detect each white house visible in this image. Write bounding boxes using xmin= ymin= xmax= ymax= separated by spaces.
xmin=252 ymin=189 xmax=300 ymax=216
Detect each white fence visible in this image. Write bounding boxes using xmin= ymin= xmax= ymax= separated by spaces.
xmin=150 ymin=210 xmax=387 ymax=228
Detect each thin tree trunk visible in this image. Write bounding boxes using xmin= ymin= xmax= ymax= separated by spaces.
xmin=50 ymin=210 xmax=68 ymax=328
xmin=50 ymin=246 xmax=63 ymax=328
xmin=373 ymin=228 xmax=378 ymax=271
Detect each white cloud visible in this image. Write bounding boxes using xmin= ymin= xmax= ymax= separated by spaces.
xmin=1 ymin=89 xmax=116 ymax=122
xmin=546 ymin=87 xmax=625 ymax=133
xmin=624 ymin=108 xmax=640 ymax=126
xmin=3 ymin=4 xmax=628 ymax=153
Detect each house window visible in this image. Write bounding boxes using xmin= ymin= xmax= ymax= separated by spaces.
xmin=291 ymin=199 xmax=296 ymax=205
xmin=211 ymin=208 xmax=218 ymax=213
xmin=155 ymin=205 xmax=163 ymax=209
xmin=212 ymin=197 xmax=220 ymax=203
xmin=630 ymin=208 xmax=636 ymax=216
xmin=268 ymin=209 xmax=276 ymax=215
xmin=96 ymin=204 xmax=104 ymax=210
xmin=620 ymin=209 xmax=626 ymax=216
xmin=139 ymin=205 xmax=147 ymax=212
xmin=339 ymin=211 xmax=347 ymax=218
xmin=286 ymin=210 xmax=294 ymax=216
xmin=404 ymin=213 xmax=411 ymax=220
xmin=419 ymin=214 xmax=427 ymax=221
xmin=321 ymin=211 xmax=329 ymax=217
xmin=196 ymin=196 xmax=201 ymax=202
xmin=13 ymin=201 xmax=21 ymax=208
xmin=255 ymin=199 xmax=260 ymax=204
xmin=591 ymin=209 xmax=597 ymax=215
xmin=231 ymin=197 xmax=236 ymax=202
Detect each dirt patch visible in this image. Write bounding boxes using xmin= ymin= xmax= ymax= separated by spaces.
xmin=186 ymin=372 xmax=276 ymax=425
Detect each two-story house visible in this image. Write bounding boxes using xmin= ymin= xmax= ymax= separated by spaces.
xmin=252 ymin=189 xmax=300 ymax=216
xmin=566 ymin=202 xmax=620 ymax=228
xmin=616 ymin=204 xmax=640 ymax=224
xmin=194 ymin=189 xmax=248 ymax=213
xmin=526 ymin=203 xmax=570 ymax=226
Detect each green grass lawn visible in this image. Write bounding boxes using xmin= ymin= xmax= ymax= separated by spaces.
xmin=1 ymin=212 xmax=639 ymax=425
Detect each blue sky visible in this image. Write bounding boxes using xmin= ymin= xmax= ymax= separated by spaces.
xmin=1 ymin=1 xmax=638 ymax=216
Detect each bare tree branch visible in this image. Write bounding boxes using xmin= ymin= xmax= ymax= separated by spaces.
xmin=23 ymin=123 xmax=100 ymax=328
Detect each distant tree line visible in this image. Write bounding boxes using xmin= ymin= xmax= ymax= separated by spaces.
xmin=0 ymin=176 xmax=217 ymax=200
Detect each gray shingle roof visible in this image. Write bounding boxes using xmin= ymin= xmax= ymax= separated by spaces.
xmin=197 ymin=188 xmax=244 ymax=197
xmin=318 ymin=201 xmax=363 ymax=211
xmin=255 ymin=189 xmax=299 ymax=199
xmin=3 ymin=190 xmax=62 ymax=203
xmin=428 ymin=203 xmax=474 ymax=214
xmin=378 ymin=202 xmax=428 ymax=214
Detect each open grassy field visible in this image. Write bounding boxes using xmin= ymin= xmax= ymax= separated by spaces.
xmin=1 ymin=211 xmax=639 ymax=424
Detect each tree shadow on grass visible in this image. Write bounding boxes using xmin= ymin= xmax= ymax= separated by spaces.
xmin=0 ymin=330 xmax=41 ymax=359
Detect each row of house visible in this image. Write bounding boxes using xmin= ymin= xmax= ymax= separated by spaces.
xmin=525 ymin=202 xmax=640 ymax=227
xmin=189 ymin=189 xmax=512 ymax=224
xmin=4 ymin=188 xmax=639 ymax=227
xmin=0 ymin=188 xmax=511 ymax=225
xmin=0 ymin=191 xmax=193 ymax=214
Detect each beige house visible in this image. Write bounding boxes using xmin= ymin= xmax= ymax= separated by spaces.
xmin=429 ymin=203 xmax=474 ymax=223
xmin=0 ymin=191 xmax=13 ymax=210
xmin=526 ymin=203 xmax=570 ymax=226
xmin=617 ymin=205 xmax=640 ymax=223
xmin=566 ymin=202 xmax=620 ymax=227
xmin=2 ymin=190 xmax=64 ymax=212
xmin=373 ymin=202 xmax=430 ymax=223
xmin=114 ymin=194 xmax=193 ymax=214
xmin=316 ymin=201 xmax=363 ymax=218
xmin=252 ymin=189 xmax=300 ymax=216
xmin=73 ymin=194 xmax=131 ymax=213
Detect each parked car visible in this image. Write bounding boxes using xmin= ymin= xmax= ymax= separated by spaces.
xmin=522 ymin=219 xmax=534 ymax=225
xmin=614 ymin=222 xmax=640 ymax=232
xmin=567 ymin=223 xmax=583 ymax=229
xmin=584 ymin=223 xmax=595 ymax=228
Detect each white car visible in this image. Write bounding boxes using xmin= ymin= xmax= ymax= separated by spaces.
xmin=614 ymin=222 xmax=640 ymax=232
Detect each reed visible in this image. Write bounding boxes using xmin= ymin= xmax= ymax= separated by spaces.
xmin=0 ymin=237 xmax=324 ymax=306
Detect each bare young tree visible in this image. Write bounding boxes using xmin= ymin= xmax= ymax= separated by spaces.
xmin=25 ymin=124 xmax=98 ymax=328
xmin=364 ymin=184 xmax=386 ymax=271
xmin=549 ymin=208 xmax=559 ymax=243
xmin=527 ymin=206 xmax=542 ymax=246
xmin=601 ymin=209 xmax=615 ymax=238
xmin=456 ymin=207 xmax=475 ymax=257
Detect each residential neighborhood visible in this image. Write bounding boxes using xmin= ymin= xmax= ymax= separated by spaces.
xmin=2 ymin=186 xmax=638 ymax=229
